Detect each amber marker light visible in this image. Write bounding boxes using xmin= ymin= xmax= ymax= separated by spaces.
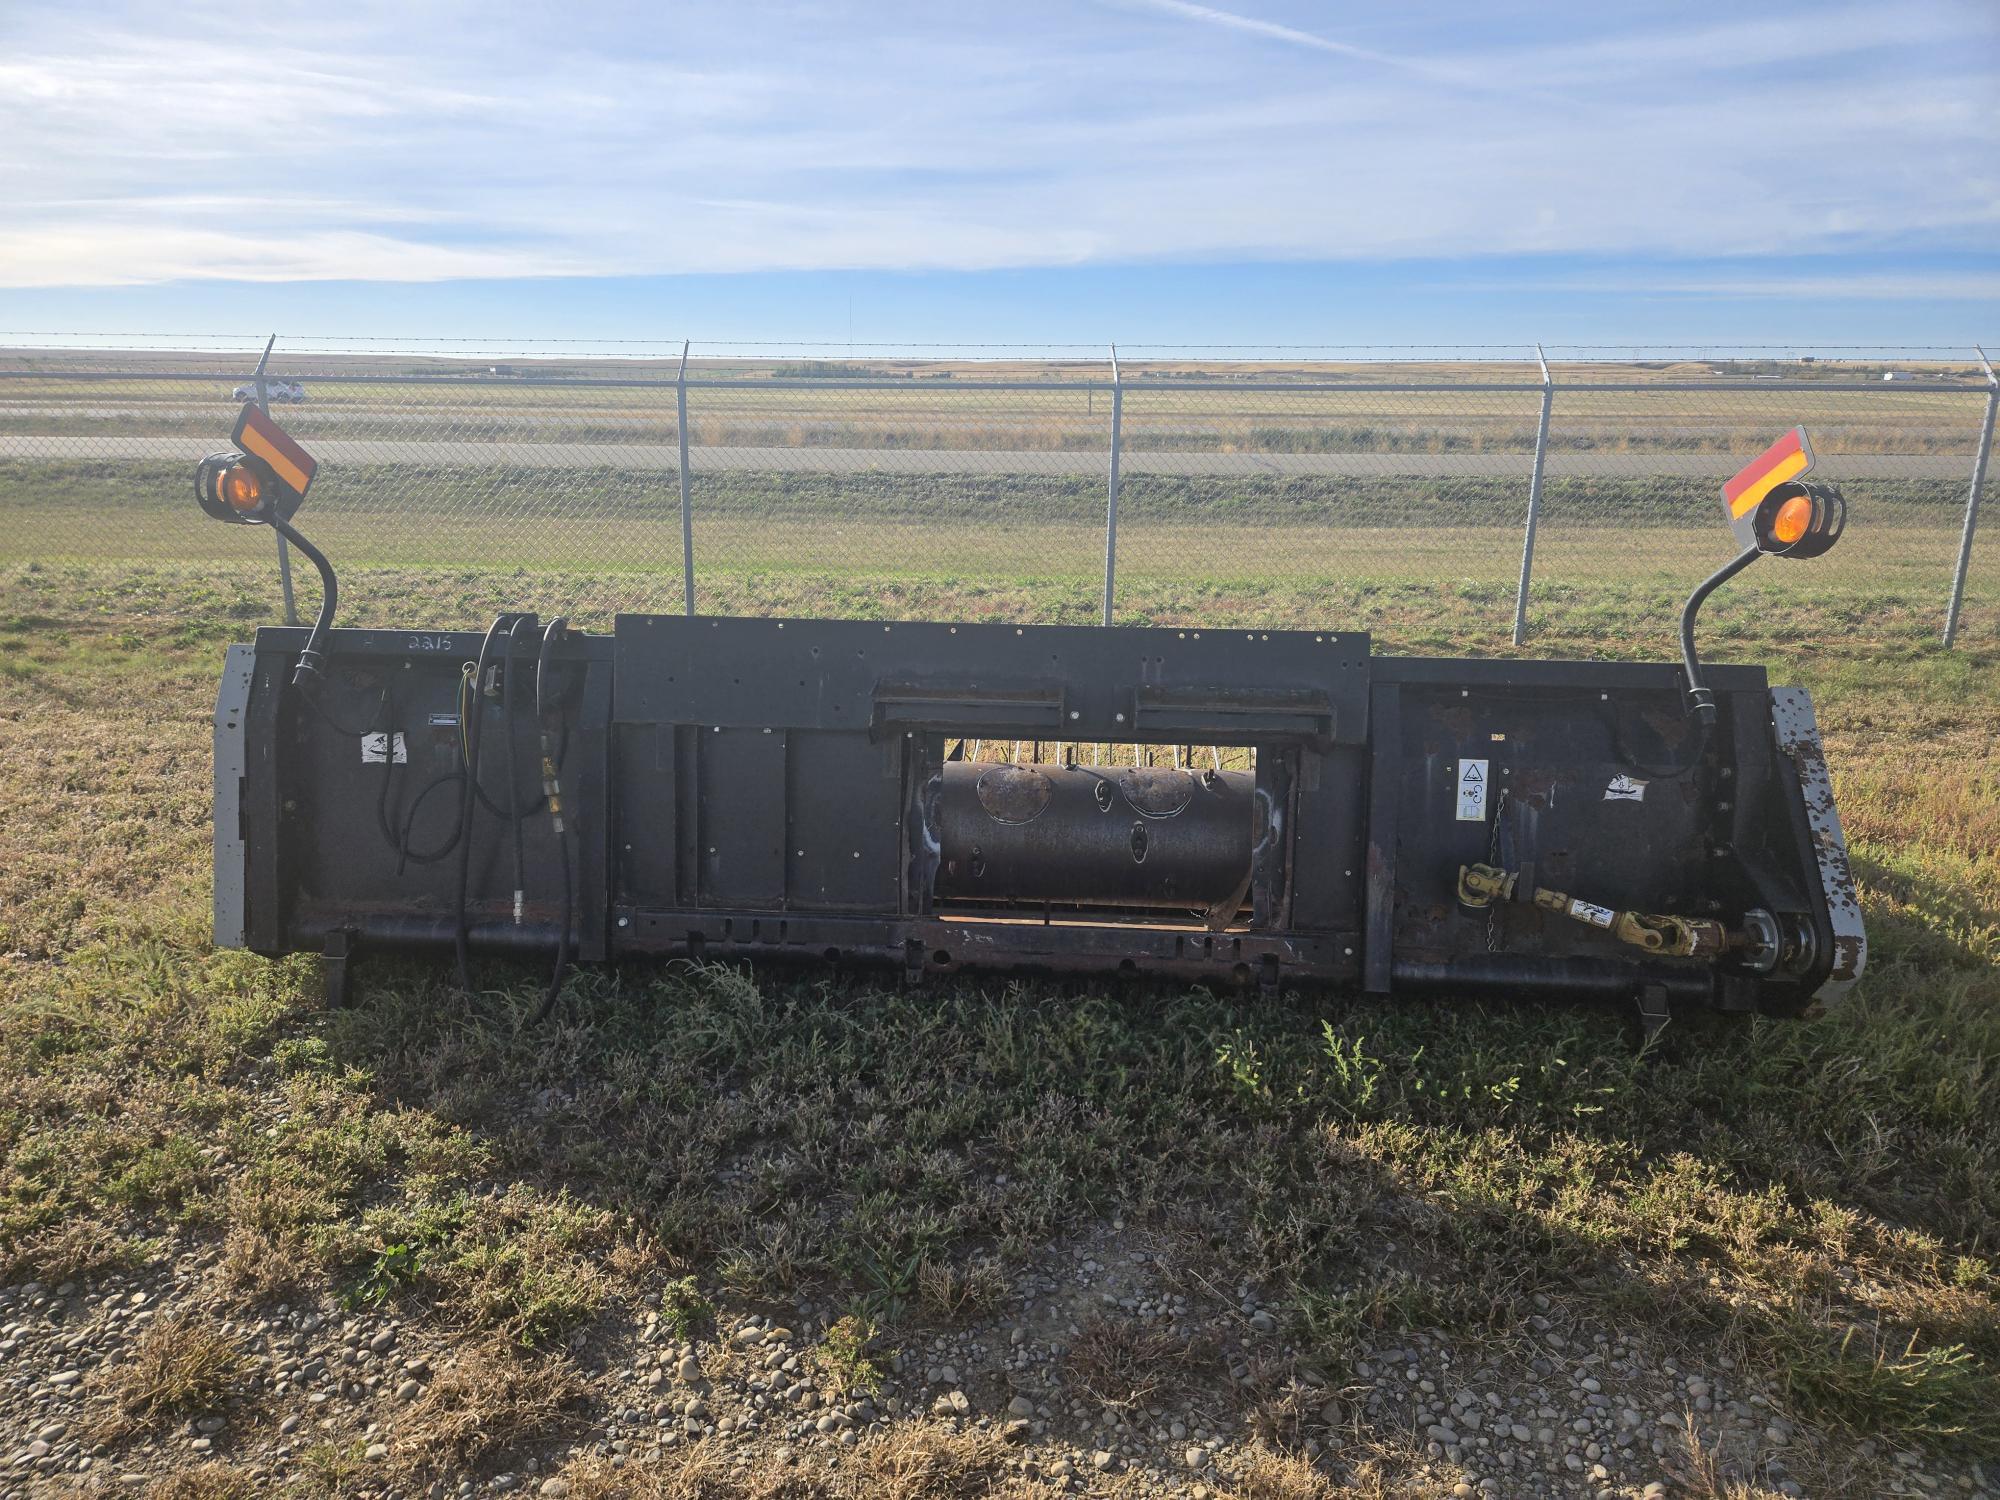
xmin=1771 ymin=492 xmax=1813 ymax=546
xmin=223 ymin=464 xmax=264 ymax=512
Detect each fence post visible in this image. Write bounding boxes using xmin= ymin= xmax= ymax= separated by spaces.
xmin=252 ymin=333 xmax=299 ymax=627
xmin=1102 ymin=344 xmax=1122 ymax=627
xmin=1512 ymin=343 xmax=1552 ymax=646
xmin=1943 ymin=345 xmax=1998 ymax=650
xmin=677 ymin=339 xmax=695 ymax=617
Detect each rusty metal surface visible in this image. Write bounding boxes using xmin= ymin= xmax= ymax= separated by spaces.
xmin=1769 ymin=687 xmax=1868 ymax=1006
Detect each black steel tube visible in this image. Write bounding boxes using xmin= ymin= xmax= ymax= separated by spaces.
xmin=267 ymin=515 xmax=336 ymax=686
xmin=504 ymin=615 xmax=533 ymax=926
xmin=1391 ymin=956 xmax=1716 ymax=1004
xmin=455 ymin=616 xmax=513 ymax=990
xmin=934 ymin=762 xmax=1255 ymax=910
xmin=1679 ymin=545 xmax=1761 ymax=726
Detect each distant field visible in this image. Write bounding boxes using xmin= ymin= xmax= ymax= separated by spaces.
xmin=1 ymin=460 xmax=1991 ymax=647
xmin=0 ymin=378 xmax=1989 ymax=458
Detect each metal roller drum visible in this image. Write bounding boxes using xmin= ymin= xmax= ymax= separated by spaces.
xmin=934 ymin=761 xmax=1256 ymax=911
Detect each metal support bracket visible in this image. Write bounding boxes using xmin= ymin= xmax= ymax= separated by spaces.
xmin=252 ymin=333 xmax=299 ymax=627
xmin=1943 ymin=344 xmax=1997 ymax=649
xmin=1102 ymin=343 xmax=1122 ymax=627
xmin=1512 ymin=343 xmax=1553 ymax=646
xmin=677 ymin=338 xmax=695 ymax=617
xmin=323 ymin=928 xmax=359 ymax=1009
xmin=1636 ymin=982 xmax=1671 ymax=1047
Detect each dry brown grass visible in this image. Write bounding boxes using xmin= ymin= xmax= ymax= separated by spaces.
xmin=1215 ymin=1444 xmax=1344 ymax=1500
xmin=917 ymin=1255 xmax=1010 ymax=1323
xmin=1064 ymin=1311 xmax=1213 ymax=1412
xmin=145 ymin=1465 xmax=257 ymax=1500
xmin=93 ymin=1309 xmax=252 ymax=1440
xmin=398 ymin=1338 xmax=591 ymax=1478
xmin=0 ymin=1213 xmax=147 ymax=1284
xmin=843 ymin=1423 xmax=1016 ymax=1500
xmin=558 ymin=1441 xmax=771 ymax=1499
xmin=554 ymin=1425 xmax=1020 ymax=1500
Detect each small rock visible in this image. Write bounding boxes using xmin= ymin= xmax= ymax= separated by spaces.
xmin=1185 ymin=1446 xmax=1209 ymax=1470
xmin=1092 ymin=1452 xmax=1115 ymax=1472
xmin=46 ymin=1370 xmax=80 ymax=1387
xmin=539 ymin=1481 xmax=570 ymax=1498
xmin=365 ymin=1443 xmax=389 ymax=1461
xmin=677 ymin=1355 xmax=701 ymax=1382
xmin=1002 ymin=1419 xmax=1031 ymax=1443
xmin=368 ymin=1328 xmax=397 ymax=1354
xmin=397 ymin=1378 xmax=422 ymax=1401
xmin=1007 ymin=1395 xmax=1035 ymax=1418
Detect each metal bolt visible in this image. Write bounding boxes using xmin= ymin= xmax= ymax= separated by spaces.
xmin=616 ymin=916 xmax=629 ymax=928
xmin=1115 ymin=712 xmax=1126 ymax=723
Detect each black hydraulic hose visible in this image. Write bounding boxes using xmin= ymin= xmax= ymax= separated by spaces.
xmin=268 ymin=514 xmax=336 ymax=686
xmin=531 ymin=617 xmax=574 ymax=1024
xmin=1679 ymin=544 xmax=1762 ymax=728
xmin=530 ymin=834 xmax=574 ymax=1028
xmin=392 ymin=770 xmax=466 ymax=874
xmin=455 ymin=615 xmax=516 ymax=991
xmin=504 ymin=615 xmax=534 ymax=928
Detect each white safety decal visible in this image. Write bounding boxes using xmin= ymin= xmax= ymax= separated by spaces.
xmin=1604 ymin=774 xmax=1647 ymax=801
xmin=1569 ymin=899 xmax=1616 ymax=928
xmin=1456 ymin=759 xmax=1489 ymax=821
xmin=361 ymin=731 xmax=407 ymax=765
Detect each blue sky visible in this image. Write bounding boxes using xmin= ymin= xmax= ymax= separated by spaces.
xmin=1 ymin=0 xmax=1995 ymax=348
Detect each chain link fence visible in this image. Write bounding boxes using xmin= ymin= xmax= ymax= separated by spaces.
xmin=1 ymin=339 xmax=1993 ymax=645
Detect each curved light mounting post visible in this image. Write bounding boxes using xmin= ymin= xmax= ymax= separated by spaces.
xmin=1681 ymin=428 xmax=1846 ymax=725
xmin=193 ymin=404 xmax=333 ymax=685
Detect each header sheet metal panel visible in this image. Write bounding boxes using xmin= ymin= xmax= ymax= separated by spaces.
xmin=612 ymin=616 xmax=1371 ymax=745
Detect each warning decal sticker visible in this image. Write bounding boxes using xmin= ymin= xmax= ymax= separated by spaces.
xmin=1604 ymin=774 xmax=1647 ymax=801
xmin=1568 ymin=899 xmax=1616 ymax=928
xmin=361 ymin=731 xmax=407 ymax=765
xmin=1456 ymin=759 xmax=1489 ymax=821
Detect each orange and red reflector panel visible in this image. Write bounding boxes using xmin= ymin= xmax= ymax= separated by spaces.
xmin=1728 ymin=426 xmax=1832 ymax=556
xmin=1724 ymin=426 xmax=1812 ymax=520
xmin=232 ymin=401 xmax=317 ymax=504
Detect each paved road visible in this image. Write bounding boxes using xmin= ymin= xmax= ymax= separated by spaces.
xmin=0 ymin=434 xmax=1957 ymax=480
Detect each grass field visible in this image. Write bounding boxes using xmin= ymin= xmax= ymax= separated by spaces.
xmin=0 ymin=553 xmax=1996 ymax=1495
xmin=2 ymin=462 xmax=1994 ymax=654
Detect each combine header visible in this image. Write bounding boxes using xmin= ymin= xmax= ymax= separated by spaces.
xmin=200 ymin=416 xmax=1863 ymax=1033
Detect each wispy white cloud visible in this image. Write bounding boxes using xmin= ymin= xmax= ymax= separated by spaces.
xmin=1465 ymin=271 xmax=2000 ymax=301
xmin=0 ymin=0 xmax=1993 ymax=288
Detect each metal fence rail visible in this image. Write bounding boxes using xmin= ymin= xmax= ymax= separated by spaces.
xmin=0 ymin=339 xmax=1992 ymax=645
